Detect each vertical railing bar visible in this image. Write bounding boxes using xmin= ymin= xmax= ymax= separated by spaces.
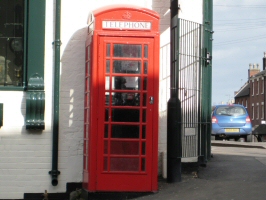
xmin=188 ymin=20 xmax=190 ymax=126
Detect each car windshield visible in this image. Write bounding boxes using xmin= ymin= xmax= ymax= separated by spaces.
xmin=215 ymin=106 xmax=246 ymax=116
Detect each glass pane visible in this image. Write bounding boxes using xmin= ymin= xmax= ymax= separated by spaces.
xmin=112 ymin=76 xmax=140 ymax=90
xmin=104 ymin=140 xmax=108 ymax=154
xmin=142 ymin=126 xmax=146 ymax=139
xmin=114 ymin=44 xmax=141 ymax=58
xmin=106 ymin=60 xmax=110 ymax=73
xmin=105 ymin=108 xmax=109 ymax=121
xmin=142 ymin=109 xmax=146 ymax=122
xmin=112 ymin=109 xmax=139 ymax=122
xmin=87 ymin=45 xmax=90 ymax=60
xmin=142 ymin=142 xmax=146 ymax=155
xmin=143 ymin=93 xmax=147 ymax=106
xmin=143 ymin=77 xmax=147 ymax=90
xmin=104 ymin=124 xmax=108 ymax=138
xmin=110 ymin=158 xmax=139 ymax=171
xmin=110 ymin=141 xmax=139 ymax=155
xmin=141 ymin=158 xmax=146 ymax=171
xmin=144 ymin=61 xmax=148 ymax=74
xmin=112 ymin=92 xmax=140 ymax=106
xmin=0 ymin=0 xmax=24 ymax=86
xmin=113 ymin=60 xmax=141 ymax=74
xmin=215 ymin=106 xmax=246 ymax=116
xmin=105 ymin=92 xmax=110 ymax=105
xmin=111 ymin=125 xmax=139 ymax=138
xmin=144 ymin=45 xmax=148 ymax=58
xmin=105 ymin=76 xmax=110 ymax=90
xmin=125 ymin=76 xmax=140 ymax=90
xmin=106 ymin=44 xmax=110 ymax=57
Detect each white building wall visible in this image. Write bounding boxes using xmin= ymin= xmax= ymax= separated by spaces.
xmin=153 ymin=0 xmax=203 ymax=175
xmin=0 ymin=0 xmax=151 ymax=199
xmin=179 ymin=0 xmax=203 ymax=24
xmin=0 ymin=0 xmax=204 ymax=198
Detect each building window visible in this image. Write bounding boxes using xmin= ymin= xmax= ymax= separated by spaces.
xmin=257 ymin=104 xmax=259 ymax=119
xmin=252 ymin=104 xmax=254 ymax=120
xmin=0 ymin=0 xmax=24 ymax=87
xmin=262 ymin=78 xmax=264 ymax=94
xmin=0 ymin=0 xmax=45 ymax=91
xmin=257 ymin=79 xmax=259 ymax=95
xmin=246 ymin=100 xmax=248 ymax=108
xmin=252 ymin=81 xmax=254 ymax=96
xmin=261 ymin=103 xmax=264 ymax=119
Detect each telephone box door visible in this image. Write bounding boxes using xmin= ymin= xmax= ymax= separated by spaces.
xmin=96 ymin=36 xmax=156 ymax=191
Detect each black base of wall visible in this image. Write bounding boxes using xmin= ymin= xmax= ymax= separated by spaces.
xmin=24 ymin=192 xmax=68 ymax=200
xmin=81 ymin=189 xmax=153 ymax=200
xmin=22 ymin=182 xmax=82 ymax=200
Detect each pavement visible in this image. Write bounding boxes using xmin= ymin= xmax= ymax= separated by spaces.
xmin=86 ymin=141 xmax=266 ymax=200
xmin=134 ymin=141 xmax=266 ymax=200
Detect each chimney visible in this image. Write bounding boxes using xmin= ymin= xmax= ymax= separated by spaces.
xmin=248 ymin=63 xmax=260 ymax=78
xmin=263 ymin=52 xmax=266 ymax=70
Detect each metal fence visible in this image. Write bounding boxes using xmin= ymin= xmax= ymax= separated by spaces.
xmin=177 ymin=19 xmax=203 ymax=160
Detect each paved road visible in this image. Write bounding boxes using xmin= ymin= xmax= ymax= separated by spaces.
xmin=135 ymin=142 xmax=266 ymax=200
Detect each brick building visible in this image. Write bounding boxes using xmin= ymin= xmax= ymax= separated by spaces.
xmin=235 ymin=53 xmax=266 ymax=128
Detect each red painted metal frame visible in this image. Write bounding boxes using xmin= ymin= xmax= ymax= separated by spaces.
xmin=83 ymin=5 xmax=160 ymax=192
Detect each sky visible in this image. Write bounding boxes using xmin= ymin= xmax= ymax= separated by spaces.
xmin=212 ymin=0 xmax=266 ymax=105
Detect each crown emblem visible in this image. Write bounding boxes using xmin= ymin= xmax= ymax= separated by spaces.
xmin=122 ymin=11 xmax=132 ymax=19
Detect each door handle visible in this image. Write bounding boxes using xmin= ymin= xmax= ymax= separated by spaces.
xmin=149 ymin=96 xmax=154 ymax=104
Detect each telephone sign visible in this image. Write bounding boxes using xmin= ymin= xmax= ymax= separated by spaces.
xmin=102 ymin=21 xmax=152 ymax=30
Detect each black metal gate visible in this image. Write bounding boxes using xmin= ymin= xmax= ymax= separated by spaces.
xmin=177 ymin=19 xmax=203 ymax=161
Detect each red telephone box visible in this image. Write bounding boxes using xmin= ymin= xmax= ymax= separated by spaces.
xmin=83 ymin=5 xmax=160 ymax=192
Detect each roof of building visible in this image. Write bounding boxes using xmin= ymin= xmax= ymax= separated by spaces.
xmin=235 ymin=82 xmax=250 ymax=98
xmin=235 ymin=68 xmax=266 ymax=98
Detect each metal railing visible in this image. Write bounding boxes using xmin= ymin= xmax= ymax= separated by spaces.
xmin=177 ymin=19 xmax=203 ymax=159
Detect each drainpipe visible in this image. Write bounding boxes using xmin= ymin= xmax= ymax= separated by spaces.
xmin=49 ymin=0 xmax=61 ymax=186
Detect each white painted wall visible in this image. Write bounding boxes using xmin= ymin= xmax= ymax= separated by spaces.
xmin=0 ymin=0 xmax=204 ymax=198
xmin=0 ymin=0 xmax=152 ymax=199
xmin=179 ymin=0 xmax=203 ymax=24
xmin=153 ymin=0 xmax=203 ymax=175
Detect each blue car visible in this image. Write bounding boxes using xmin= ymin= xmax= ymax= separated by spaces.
xmin=211 ymin=104 xmax=252 ymax=140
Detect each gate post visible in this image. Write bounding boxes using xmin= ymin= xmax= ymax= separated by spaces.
xmin=203 ymin=0 xmax=213 ymax=161
xmin=167 ymin=0 xmax=182 ymax=183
